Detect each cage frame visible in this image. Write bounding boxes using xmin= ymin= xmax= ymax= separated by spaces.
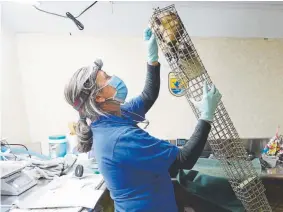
xmin=149 ymin=4 xmax=272 ymax=211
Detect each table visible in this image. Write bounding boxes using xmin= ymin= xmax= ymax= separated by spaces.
xmin=260 ymin=166 xmax=283 ymax=211
xmin=1 ymin=169 xmax=107 ymax=212
xmin=261 ymin=166 xmax=283 ymax=179
xmin=1 ymin=179 xmax=50 ymax=208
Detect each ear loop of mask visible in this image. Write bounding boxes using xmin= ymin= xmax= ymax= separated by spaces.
xmin=95 ymin=78 xmax=122 ymax=104
xmin=91 ymin=80 xmax=120 ymax=118
xmin=91 ymin=69 xmax=108 ymax=101
xmin=92 ymin=84 xmax=114 ymax=108
xmin=93 ymin=75 xmax=149 ymax=128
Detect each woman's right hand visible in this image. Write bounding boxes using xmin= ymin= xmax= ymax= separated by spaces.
xmin=144 ymin=27 xmax=159 ymax=64
xmin=191 ymin=81 xmax=222 ymax=122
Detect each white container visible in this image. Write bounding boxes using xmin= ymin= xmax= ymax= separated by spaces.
xmin=48 ymin=135 xmax=67 ymax=158
xmin=67 ymin=134 xmax=78 ymax=154
xmin=262 ymin=154 xmax=278 ymax=168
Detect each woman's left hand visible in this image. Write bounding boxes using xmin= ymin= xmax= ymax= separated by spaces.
xmin=190 ymin=81 xmax=222 ymax=122
xmin=144 ymin=27 xmax=158 ymax=64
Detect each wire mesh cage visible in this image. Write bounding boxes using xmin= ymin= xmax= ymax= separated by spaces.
xmin=149 ymin=4 xmax=272 ymax=212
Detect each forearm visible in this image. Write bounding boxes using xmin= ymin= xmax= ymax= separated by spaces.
xmin=140 ymin=63 xmax=161 ymax=113
xmin=169 ymin=120 xmax=211 ymax=174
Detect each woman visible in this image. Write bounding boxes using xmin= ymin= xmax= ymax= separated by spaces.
xmin=64 ymin=28 xmax=222 ymax=212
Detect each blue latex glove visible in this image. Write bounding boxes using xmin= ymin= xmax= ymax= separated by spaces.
xmin=144 ymin=27 xmax=158 ymax=63
xmin=191 ymin=81 xmax=222 ymax=122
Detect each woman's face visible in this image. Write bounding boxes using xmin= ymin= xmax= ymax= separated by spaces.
xmin=95 ymin=70 xmax=116 ymax=103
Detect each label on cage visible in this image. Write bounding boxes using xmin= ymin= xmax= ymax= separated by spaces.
xmin=168 ymin=72 xmax=187 ymax=97
xmin=178 ymin=58 xmax=204 ymax=81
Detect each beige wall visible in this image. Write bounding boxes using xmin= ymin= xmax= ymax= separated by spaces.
xmin=1 ymin=29 xmax=30 ymax=144
xmin=2 ymin=34 xmax=282 ymax=154
xmin=196 ymin=38 xmax=283 ymax=137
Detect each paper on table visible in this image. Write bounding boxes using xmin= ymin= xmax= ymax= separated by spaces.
xmin=17 ymin=174 xmax=104 ymax=209
xmin=10 ymin=208 xmax=83 ymax=212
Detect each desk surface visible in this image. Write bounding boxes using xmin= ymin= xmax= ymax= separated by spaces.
xmin=1 ymin=173 xmax=106 ymax=211
xmin=2 ymin=167 xmax=282 ymax=206
xmin=262 ymin=167 xmax=283 ymax=179
xmin=1 ymin=179 xmax=50 ymax=206
xmin=2 ymin=162 xmax=283 ymax=211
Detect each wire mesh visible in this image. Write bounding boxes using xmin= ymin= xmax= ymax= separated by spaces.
xmin=149 ymin=5 xmax=272 ymax=212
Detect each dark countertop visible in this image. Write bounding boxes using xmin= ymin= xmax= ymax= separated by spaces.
xmin=200 ymin=137 xmax=283 ymax=180
xmin=261 ymin=166 xmax=283 ymax=179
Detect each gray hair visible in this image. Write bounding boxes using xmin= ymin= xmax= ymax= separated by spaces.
xmin=64 ymin=59 xmax=105 ymax=153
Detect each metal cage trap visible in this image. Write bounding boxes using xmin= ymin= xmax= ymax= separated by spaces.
xmin=149 ymin=5 xmax=272 ymax=212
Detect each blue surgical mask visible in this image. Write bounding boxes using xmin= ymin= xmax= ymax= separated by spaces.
xmin=107 ymin=75 xmax=128 ymax=103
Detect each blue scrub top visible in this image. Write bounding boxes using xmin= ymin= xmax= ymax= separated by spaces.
xmin=90 ymin=96 xmax=179 ymax=212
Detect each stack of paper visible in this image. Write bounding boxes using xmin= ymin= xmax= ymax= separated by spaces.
xmin=16 ymin=174 xmax=104 ymax=209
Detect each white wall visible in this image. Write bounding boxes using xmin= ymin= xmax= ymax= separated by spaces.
xmin=2 ymin=2 xmax=283 ymax=38
xmin=15 ymin=34 xmax=283 ymax=154
xmin=1 ymin=27 xmax=30 ymax=144
xmin=0 ymin=3 xmax=2 ymax=139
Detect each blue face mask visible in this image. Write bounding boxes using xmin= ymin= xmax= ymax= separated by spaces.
xmin=107 ymin=75 xmax=128 ymax=103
